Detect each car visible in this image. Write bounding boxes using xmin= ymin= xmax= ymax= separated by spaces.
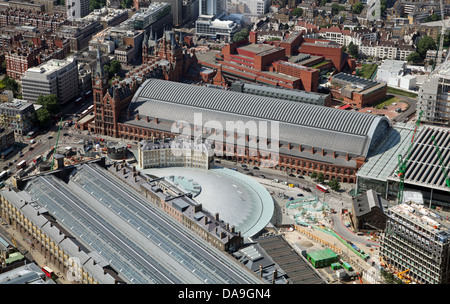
xmin=215 ymin=160 xmax=221 ymax=163
xmin=289 ymin=197 xmax=294 ymax=201
xmin=243 ymin=168 xmax=249 ymax=171
xmin=304 ymin=188 xmax=311 ymax=192
xmin=297 ymin=175 xmax=304 ymax=179
xmin=47 ymin=135 xmax=53 ymax=139
xmin=246 ymin=172 xmax=254 ymax=176
xmin=241 ymin=164 xmax=247 ymax=168
xmin=260 ymin=175 xmax=265 ymax=179
xmin=232 ymin=168 xmax=237 ymax=171
xmin=3 ymin=166 xmax=8 ymax=170
xmin=63 ymin=133 xmax=69 ymax=136
xmin=8 ymin=162 xmax=13 ymax=167
xmin=29 ymin=146 xmax=34 ymax=151
xmin=30 ymin=139 xmax=36 ymax=144
xmin=253 ymin=166 xmax=259 ymax=170
xmin=289 ymin=173 xmax=295 ymax=177
xmin=297 ymin=193 xmax=303 ymax=196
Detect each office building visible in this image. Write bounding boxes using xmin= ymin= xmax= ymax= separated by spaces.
xmin=418 ymin=59 xmax=450 ymax=125
xmin=195 ymin=15 xmax=239 ymax=41
xmin=380 ymin=201 xmax=450 ymax=284
xmin=22 ymin=57 xmax=79 ymax=105
xmin=199 ymin=0 xmax=226 ymax=18
xmin=67 ymin=0 xmax=90 ymax=20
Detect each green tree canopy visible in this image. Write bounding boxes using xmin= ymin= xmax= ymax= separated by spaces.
xmin=89 ymin=0 xmax=107 ymax=11
xmin=328 ymin=179 xmax=341 ymax=191
xmin=35 ymin=108 xmax=51 ymax=127
xmin=233 ymin=28 xmax=250 ymax=43
xmin=348 ymin=42 xmax=359 ymax=58
xmin=417 ymin=36 xmax=437 ymax=58
xmin=37 ymin=94 xmax=60 ymax=115
xmin=406 ymin=51 xmax=421 ymax=63
xmin=424 ymin=13 xmax=441 ymax=22
xmin=104 ymin=59 xmax=122 ymax=79
xmin=317 ymin=173 xmax=325 ymax=183
xmin=1 ymin=75 xmax=20 ymax=97
xmin=292 ymin=7 xmax=303 ymax=17
xmin=352 ymin=2 xmax=364 ymax=14
xmin=120 ymin=0 xmax=133 ymax=9
xmin=331 ymin=3 xmax=346 ymax=16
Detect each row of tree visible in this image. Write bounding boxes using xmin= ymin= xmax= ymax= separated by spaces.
xmin=310 ymin=172 xmax=341 ymax=191
xmin=89 ymin=0 xmax=132 ymax=11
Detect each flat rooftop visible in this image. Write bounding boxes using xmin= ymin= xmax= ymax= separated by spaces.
xmin=26 ymin=57 xmax=76 ymax=75
xmin=238 ymin=43 xmax=277 ymax=54
xmin=390 ymin=202 xmax=450 ymax=235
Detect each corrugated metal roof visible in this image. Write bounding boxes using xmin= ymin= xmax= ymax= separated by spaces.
xmin=129 ymin=79 xmax=391 ymax=157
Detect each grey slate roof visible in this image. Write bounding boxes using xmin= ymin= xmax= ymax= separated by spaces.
xmin=126 ymin=79 xmax=391 ymax=158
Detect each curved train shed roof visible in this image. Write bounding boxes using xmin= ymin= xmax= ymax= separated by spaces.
xmin=127 ymin=79 xmax=390 ymax=157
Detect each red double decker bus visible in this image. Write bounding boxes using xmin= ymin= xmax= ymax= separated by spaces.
xmin=316 ymin=184 xmax=328 ymax=193
xmin=41 ymin=266 xmax=55 ymax=279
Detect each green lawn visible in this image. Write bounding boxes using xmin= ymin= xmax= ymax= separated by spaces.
xmin=386 ymin=86 xmax=418 ymax=98
xmin=356 ymin=63 xmax=377 ymax=79
xmin=372 ymin=95 xmax=400 ymax=109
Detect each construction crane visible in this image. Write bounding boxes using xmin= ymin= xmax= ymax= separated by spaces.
xmin=396 ymin=110 xmax=423 ymax=204
xmin=50 ymin=118 xmax=63 ymax=171
xmin=397 ymin=269 xmax=411 ymax=284
xmin=436 ymin=0 xmax=447 ymax=67
xmin=431 ymin=135 xmax=450 ymax=189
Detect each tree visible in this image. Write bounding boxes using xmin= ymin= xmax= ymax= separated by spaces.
xmin=317 ymin=173 xmax=325 ymax=183
xmin=406 ymin=51 xmax=421 ymax=64
xmin=348 ymin=42 xmax=359 ymax=58
xmin=331 ymin=3 xmax=345 ymax=16
xmin=292 ymin=7 xmax=303 ymax=17
xmin=310 ymin=172 xmax=318 ymax=179
xmin=328 ymin=179 xmax=341 ymax=191
xmin=425 ymin=13 xmax=440 ymax=22
xmin=352 ymin=2 xmax=364 ymax=14
xmin=35 ymin=108 xmax=52 ymax=127
xmin=1 ymin=75 xmax=20 ymax=97
xmin=89 ymin=0 xmax=106 ymax=11
xmin=233 ymin=28 xmax=249 ymax=43
xmin=104 ymin=59 xmax=122 ymax=79
xmin=437 ymin=32 xmax=450 ymax=48
xmin=417 ymin=36 xmax=436 ymax=58
xmin=120 ymin=0 xmax=132 ymax=9
xmin=37 ymin=94 xmax=60 ymax=115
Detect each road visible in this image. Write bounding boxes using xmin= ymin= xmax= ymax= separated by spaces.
xmin=390 ymin=94 xmax=417 ymax=123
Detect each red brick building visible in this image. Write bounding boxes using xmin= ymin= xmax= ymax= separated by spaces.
xmin=5 ymin=49 xmax=37 ymax=80
xmin=330 ymin=72 xmax=387 ymax=107
xmin=298 ymin=38 xmax=345 ymax=72
xmin=197 ymin=30 xmax=355 ymax=92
